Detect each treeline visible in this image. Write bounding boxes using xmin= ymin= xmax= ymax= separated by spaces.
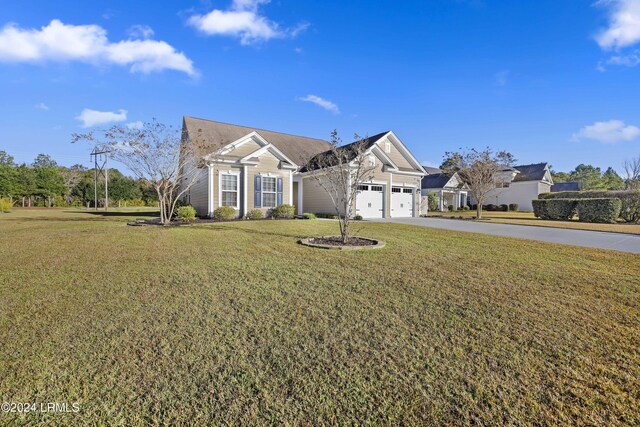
xmin=0 ymin=151 xmax=159 ymax=208
xmin=551 ymin=164 xmax=627 ymax=190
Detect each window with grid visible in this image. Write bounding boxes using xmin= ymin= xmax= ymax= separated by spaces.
xmin=221 ymin=174 xmax=238 ymax=207
xmin=262 ymin=176 xmax=277 ymax=208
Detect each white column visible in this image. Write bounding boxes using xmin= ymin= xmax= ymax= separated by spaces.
xmin=243 ymin=165 xmax=248 ymax=217
xmin=289 ymin=170 xmax=293 ymax=205
xmin=207 ymin=165 xmax=214 ymax=217
xmin=297 ymin=178 xmax=304 ymax=215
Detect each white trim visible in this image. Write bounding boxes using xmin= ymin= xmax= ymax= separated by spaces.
xmin=219 ymin=131 xmax=269 ymax=155
xmin=289 ymin=170 xmax=293 ymax=205
xmin=243 ymin=165 xmax=248 ymax=217
xmin=370 ymin=145 xmax=399 ymax=170
xmin=207 ymin=165 xmax=214 ymax=217
xmin=259 ymin=174 xmax=279 ymax=208
xmin=218 ymin=170 xmax=240 ymax=210
xmin=384 ymin=131 xmax=426 ymax=173
xmin=239 ymin=143 xmax=299 ymax=169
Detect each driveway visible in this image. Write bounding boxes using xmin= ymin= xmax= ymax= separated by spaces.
xmin=372 ymin=217 xmax=640 ymax=254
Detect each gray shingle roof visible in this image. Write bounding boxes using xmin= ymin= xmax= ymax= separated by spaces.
xmin=299 ymin=132 xmax=389 ymax=172
xmin=512 ymin=163 xmax=549 ymax=182
xmin=423 ymin=166 xmax=443 ymax=174
xmin=551 ymin=182 xmax=581 ymax=192
xmin=421 ymin=173 xmax=453 ymax=189
xmin=183 ymin=116 xmax=333 ymax=166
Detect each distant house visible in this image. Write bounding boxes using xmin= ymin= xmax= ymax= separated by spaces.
xmin=551 ymin=182 xmax=581 ymax=192
xmin=420 ymin=167 xmax=470 ymax=211
xmin=479 ymin=163 xmax=554 ymax=211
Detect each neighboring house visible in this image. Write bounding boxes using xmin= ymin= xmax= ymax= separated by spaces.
xmin=480 ymin=163 xmax=554 ymax=211
xmin=420 ymin=167 xmax=470 ymax=211
xmin=551 ymin=182 xmax=581 ymax=192
xmin=180 ymin=116 xmax=426 ymax=219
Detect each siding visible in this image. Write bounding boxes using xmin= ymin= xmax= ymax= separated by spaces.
xmin=225 ymin=138 xmax=262 ymax=158
xmin=302 ymin=175 xmax=342 ymax=215
xmin=484 ymin=181 xmax=541 ymax=211
xmin=188 ymin=168 xmax=209 ymax=217
xmin=246 ymin=150 xmax=292 ymax=215
xmin=377 ymin=138 xmax=413 ymax=169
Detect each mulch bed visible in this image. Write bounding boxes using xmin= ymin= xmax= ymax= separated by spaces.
xmin=309 ymin=236 xmax=377 ymax=246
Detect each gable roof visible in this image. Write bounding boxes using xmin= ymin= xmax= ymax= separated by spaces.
xmin=423 ymin=166 xmax=443 ymax=174
xmin=299 ymin=132 xmax=390 ymax=172
xmin=511 ymin=163 xmax=549 ymax=182
xmin=551 ymin=182 xmax=581 ymax=192
xmin=421 ymin=173 xmax=454 ymax=189
xmin=183 ymin=116 xmax=332 ymax=166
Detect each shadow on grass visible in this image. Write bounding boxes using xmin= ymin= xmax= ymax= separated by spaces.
xmin=78 ymin=211 xmax=159 ymax=218
xmin=192 ymin=223 xmax=312 ymax=240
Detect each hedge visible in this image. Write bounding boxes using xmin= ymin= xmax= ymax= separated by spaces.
xmin=539 ymin=190 xmax=639 ymax=223
xmin=532 ymin=199 xmax=577 ymax=220
xmin=213 ymin=206 xmax=237 ymax=220
xmin=270 ymin=204 xmax=295 ymax=219
xmin=576 ymin=198 xmax=621 ymax=224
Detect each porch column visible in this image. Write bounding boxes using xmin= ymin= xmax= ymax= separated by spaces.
xmin=439 ymin=190 xmax=444 ymax=211
xmin=207 ymin=165 xmax=214 ymax=218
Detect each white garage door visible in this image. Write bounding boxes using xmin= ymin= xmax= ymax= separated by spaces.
xmin=356 ymin=185 xmax=384 ymax=218
xmin=391 ymin=187 xmax=414 ymax=217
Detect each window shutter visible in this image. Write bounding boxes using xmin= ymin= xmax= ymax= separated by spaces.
xmin=254 ymin=175 xmax=262 ymax=208
xmin=276 ymin=177 xmax=283 ymax=206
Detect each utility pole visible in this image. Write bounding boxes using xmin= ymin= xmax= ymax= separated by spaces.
xmin=90 ymin=147 xmax=111 ymax=211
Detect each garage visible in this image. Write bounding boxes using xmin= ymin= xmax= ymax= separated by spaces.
xmin=355 ymin=184 xmax=384 ymax=218
xmin=391 ymin=187 xmax=414 ymax=217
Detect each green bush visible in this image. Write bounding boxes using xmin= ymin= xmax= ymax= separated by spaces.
xmin=301 ymin=212 xmax=316 ymax=220
xmin=462 ymin=205 xmax=470 ymax=211
xmin=246 ymin=209 xmax=264 ymax=220
xmin=176 ymin=206 xmax=197 ymax=222
xmin=314 ymin=213 xmax=339 ymax=219
xmin=576 ymin=198 xmax=621 ymax=223
xmin=213 ymin=206 xmax=237 ymax=220
xmin=532 ymin=199 xmax=577 ymax=220
xmin=270 ymin=204 xmax=295 ymax=219
xmin=499 ymin=204 xmax=509 ymax=212
xmin=0 ymin=198 xmax=13 ymax=213
xmin=354 ymin=214 xmax=363 ymax=221
xmin=509 ymin=203 xmax=519 ymax=211
xmin=427 ymin=193 xmax=439 ymax=211
xmin=127 ymin=199 xmax=147 ymax=207
xmin=447 ymin=205 xmax=454 ymax=212
xmin=539 ymin=190 xmax=639 ymax=223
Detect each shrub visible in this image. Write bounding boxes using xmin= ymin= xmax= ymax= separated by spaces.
xmin=315 ymin=212 xmax=339 ymax=219
xmin=538 ymin=190 xmax=639 ymax=223
xmin=0 ymin=198 xmax=13 ymax=213
xmin=509 ymin=203 xmax=519 ymax=212
xmin=532 ymin=199 xmax=577 ymax=220
xmin=301 ymin=212 xmax=316 ymax=220
xmin=427 ymin=193 xmax=439 ymax=211
xmin=246 ymin=209 xmax=264 ymax=220
xmin=354 ymin=214 xmax=363 ymax=221
xmin=447 ymin=205 xmax=454 ymax=212
xmin=176 ymin=206 xmax=197 ymax=222
xmin=576 ymin=198 xmax=622 ymax=223
xmin=486 ymin=204 xmax=497 ymax=211
xmin=499 ymin=204 xmax=509 ymax=212
xmin=462 ymin=205 xmax=470 ymax=211
xmin=213 ymin=206 xmax=237 ymax=220
xmin=270 ymin=204 xmax=295 ymax=219
xmin=472 ymin=204 xmax=478 ymax=210
xmin=127 ymin=199 xmax=146 ymax=207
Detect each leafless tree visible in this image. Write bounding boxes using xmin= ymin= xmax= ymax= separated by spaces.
xmin=73 ymin=119 xmax=209 ymax=225
xmin=447 ymin=147 xmax=512 ymax=219
xmin=304 ymin=130 xmax=375 ymax=243
xmin=623 ymin=155 xmax=640 ymax=190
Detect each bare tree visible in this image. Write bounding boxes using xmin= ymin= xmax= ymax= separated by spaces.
xmin=72 ymin=120 xmax=209 ymax=225
xmin=446 ymin=147 xmax=512 ymax=220
xmin=623 ymin=155 xmax=640 ymax=190
xmin=303 ymin=130 xmax=375 ymax=243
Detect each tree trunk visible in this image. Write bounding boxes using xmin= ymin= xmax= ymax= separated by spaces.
xmin=22 ymin=196 xmax=25 ymax=208
xmin=476 ymin=201 xmax=483 ymax=220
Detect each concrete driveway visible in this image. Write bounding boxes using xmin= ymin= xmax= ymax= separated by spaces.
xmin=372 ymin=217 xmax=640 ymax=254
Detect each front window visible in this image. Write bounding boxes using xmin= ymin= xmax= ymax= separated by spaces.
xmin=221 ymin=174 xmax=238 ymax=207
xmin=262 ymin=176 xmax=277 ymax=208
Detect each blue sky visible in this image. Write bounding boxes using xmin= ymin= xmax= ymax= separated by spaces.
xmin=0 ymin=0 xmax=639 ymax=173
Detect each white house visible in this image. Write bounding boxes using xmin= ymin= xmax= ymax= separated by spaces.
xmin=420 ymin=167 xmax=469 ymax=211
xmin=482 ymin=163 xmax=554 ymax=211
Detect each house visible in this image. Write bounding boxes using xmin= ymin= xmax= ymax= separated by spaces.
xmin=180 ymin=116 xmax=426 ymax=219
xmin=481 ymin=163 xmax=554 ymax=211
xmin=420 ymin=167 xmax=470 ymax=211
xmin=551 ymin=181 xmax=581 ymax=192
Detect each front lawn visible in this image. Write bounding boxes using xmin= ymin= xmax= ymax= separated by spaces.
xmin=1 ymin=209 xmax=639 ymax=425
xmin=430 ymin=210 xmax=640 ymax=235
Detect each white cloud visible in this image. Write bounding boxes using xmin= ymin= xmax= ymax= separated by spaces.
xmin=126 ymin=121 xmax=144 ymax=130
xmin=0 ymin=19 xmax=195 ymax=76
xmin=188 ymin=0 xmax=308 ymax=45
xmin=35 ymin=102 xmax=49 ymax=110
xmin=606 ymin=49 xmax=640 ymax=66
xmin=298 ymin=95 xmax=340 ymax=114
xmin=572 ymin=119 xmax=640 ymax=144
xmin=127 ymin=24 xmax=154 ymax=40
xmin=595 ymin=0 xmax=640 ymax=50
xmin=76 ymin=108 xmax=127 ymax=128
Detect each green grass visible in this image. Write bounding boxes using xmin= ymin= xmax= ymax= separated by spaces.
xmin=1 ymin=208 xmax=639 ymax=425
xmin=430 ymin=210 xmax=640 ymax=235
